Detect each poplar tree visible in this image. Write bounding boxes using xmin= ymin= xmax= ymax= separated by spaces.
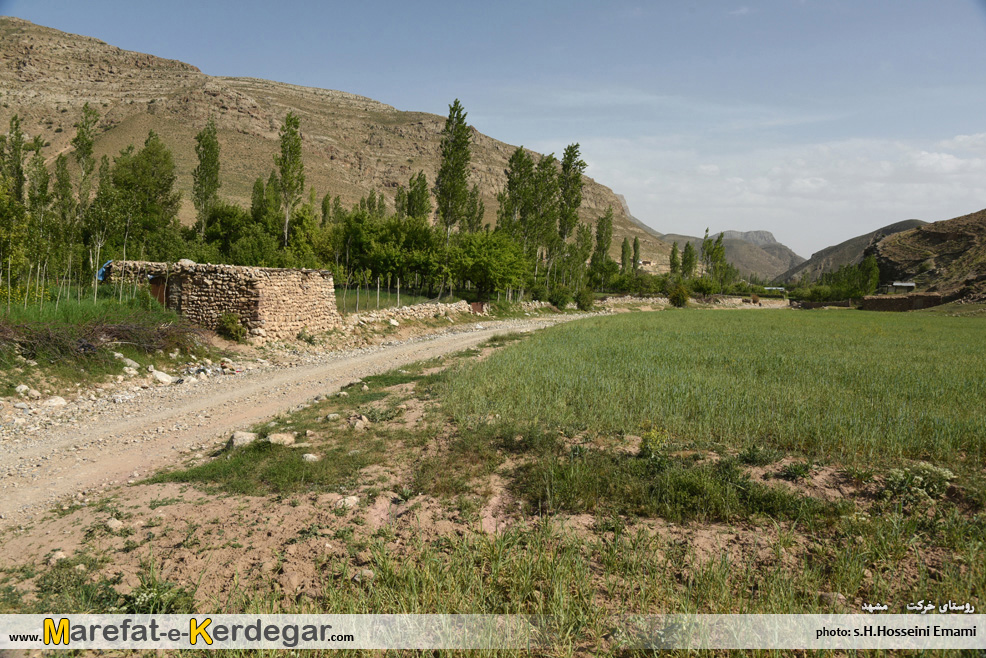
xmin=192 ymin=118 xmax=221 ymax=237
xmin=620 ymin=237 xmax=632 ymax=274
xmin=433 ymin=99 xmax=471 ymax=244
xmin=681 ymin=242 xmax=697 ymax=278
xmin=557 ymin=143 xmax=586 ymax=243
xmin=632 ymin=236 xmax=641 ymax=272
xmin=275 ymin=112 xmax=304 ymax=247
xmin=669 ymin=242 xmax=681 ymax=276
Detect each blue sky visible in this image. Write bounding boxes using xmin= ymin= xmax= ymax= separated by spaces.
xmin=4 ymin=0 xmax=986 ymax=256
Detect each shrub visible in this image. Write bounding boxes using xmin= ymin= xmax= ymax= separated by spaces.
xmin=668 ymin=284 xmax=689 ymax=308
xmin=548 ymin=286 xmax=572 ymax=309
xmin=217 ymin=312 xmax=247 ymax=343
xmin=297 ymin=328 xmax=317 ymax=345
xmin=575 ymin=288 xmax=595 ymax=311
xmin=738 ymin=444 xmax=781 ymax=466
xmin=778 ymin=461 xmax=813 ymax=482
xmin=751 ymin=294 xmax=760 ymax=304
xmin=882 ymin=462 xmax=955 ymax=505
xmin=529 ymin=284 xmax=547 ymax=301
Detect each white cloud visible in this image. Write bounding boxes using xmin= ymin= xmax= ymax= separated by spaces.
xmin=937 ymin=133 xmax=986 ymax=152
xmin=574 ymin=133 xmax=986 ymax=257
xmin=728 ymin=7 xmax=751 ymax=16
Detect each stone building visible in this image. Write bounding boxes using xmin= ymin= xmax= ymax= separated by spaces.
xmin=108 ymin=260 xmax=342 ymax=340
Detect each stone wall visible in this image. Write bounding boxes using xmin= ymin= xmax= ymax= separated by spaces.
xmin=109 ymin=260 xmax=342 ymax=340
xmin=346 ymin=300 xmax=473 ymax=327
xmin=860 ymin=293 xmax=945 ymax=312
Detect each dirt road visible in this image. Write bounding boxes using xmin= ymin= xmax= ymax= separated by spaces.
xmin=0 ymin=316 xmax=579 ymax=530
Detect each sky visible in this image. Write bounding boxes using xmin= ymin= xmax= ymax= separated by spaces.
xmin=3 ymin=0 xmax=986 ymax=257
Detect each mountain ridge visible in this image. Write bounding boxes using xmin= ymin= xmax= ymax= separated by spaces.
xmin=0 ymin=16 xmax=669 ymax=264
xmin=776 ymin=219 xmax=928 ymax=283
xmin=657 ymin=230 xmax=805 ymax=281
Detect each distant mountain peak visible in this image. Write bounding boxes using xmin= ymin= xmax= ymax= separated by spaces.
xmin=717 ymin=230 xmax=777 ymax=246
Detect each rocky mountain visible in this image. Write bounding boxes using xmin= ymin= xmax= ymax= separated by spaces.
xmin=776 ymin=219 xmax=927 ymax=284
xmin=0 ymin=17 xmax=669 ymax=263
xmin=657 ymin=230 xmax=805 ymax=281
xmin=869 ymin=208 xmax=986 ymax=300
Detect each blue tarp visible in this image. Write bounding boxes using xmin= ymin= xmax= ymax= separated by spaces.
xmin=96 ymin=260 xmax=113 ymax=282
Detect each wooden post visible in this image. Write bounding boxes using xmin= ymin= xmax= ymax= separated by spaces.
xmin=397 ymin=276 xmax=400 ymax=308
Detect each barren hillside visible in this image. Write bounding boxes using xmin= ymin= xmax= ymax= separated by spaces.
xmin=776 ymin=219 xmax=926 ymax=284
xmin=870 ymin=207 xmax=986 ymax=299
xmin=0 ymin=16 xmax=669 ymax=263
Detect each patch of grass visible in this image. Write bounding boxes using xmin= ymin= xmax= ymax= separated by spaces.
xmin=778 ymin=460 xmax=814 ymax=482
xmin=513 ymin=446 xmax=843 ymax=524
xmin=27 ymin=553 xmax=120 ymax=613
xmin=413 ymin=426 xmax=504 ymax=499
xmin=147 ymin=437 xmax=385 ymax=496
xmin=738 ymin=444 xmax=782 ymax=466
xmin=0 ymin=294 xmax=203 ymax=392
xmin=148 ymin=496 xmax=182 ymax=509
xmin=482 ymin=331 xmax=530 ymax=348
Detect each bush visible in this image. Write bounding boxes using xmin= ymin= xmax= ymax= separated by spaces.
xmin=690 ymin=277 xmax=715 ymax=296
xmin=668 ymin=284 xmax=689 ymax=308
xmin=882 ymin=462 xmax=955 ymax=506
xmin=548 ymin=286 xmax=572 ymax=310
xmin=217 ymin=312 xmax=247 ymax=343
xmin=575 ymin=288 xmax=595 ymax=311
xmin=751 ymin=294 xmax=760 ymax=305
xmin=529 ymin=284 xmax=547 ymax=302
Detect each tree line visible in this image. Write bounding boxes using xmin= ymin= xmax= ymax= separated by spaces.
xmin=0 ymin=100 xmax=644 ymax=310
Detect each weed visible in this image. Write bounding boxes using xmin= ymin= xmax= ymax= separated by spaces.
xmin=882 ymin=462 xmax=955 ymax=507
xmin=739 ymin=444 xmax=782 ymax=466
xmin=778 ymin=461 xmax=813 ymax=482
xmin=216 ymin=312 xmax=246 ymax=343
xmin=119 ymin=560 xmax=195 ymax=614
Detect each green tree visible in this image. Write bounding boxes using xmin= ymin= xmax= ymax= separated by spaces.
xmin=2 ymin=115 xmax=26 ymax=204
xmin=557 ymin=143 xmax=586 ymax=243
xmin=111 ymin=131 xmax=182 ymax=261
xmin=274 ymin=112 xmax=305 ymax=247
xmin=669 ymin=242 xmax=680 ymax=276
xmin=632 ymin=236 xmax=640 ymax=272
xmin=192 ymin=118 xmax=221 ymax=237
xmin=433 ymin=99 xmax=471 ymax=244
xmin=497 ymin=146 xmax=535 ymax=252
xmin=461 ymin=183 xmax=485 ymax=233
xmin=620 ymin=237 xmax=632 ymax=274
xmin=681 ymin=241 xmax=697 ymax=278
xmin=395 ymin=171 xmax=432 ymax=220
xmin=72 ymin=103 xmax=99 ymax=214
xmin=452 ymin=231 xmax=526 ymax=298
xmin=589 ymin=207 xmax=615 ymax=289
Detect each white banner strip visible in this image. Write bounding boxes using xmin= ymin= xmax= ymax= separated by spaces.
xmin=0 ymin=614 xmax=531 ymax=650
xmin=1 ymin=614 xmax=983 ymax=650
xmin=612 ymin=614 xmax=984 ymax=650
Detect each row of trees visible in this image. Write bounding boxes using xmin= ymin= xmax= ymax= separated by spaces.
xmin=0 ymin=99 xmax=632 ymax=309
xmin=0 ymin=107 xmax=187 ymax=307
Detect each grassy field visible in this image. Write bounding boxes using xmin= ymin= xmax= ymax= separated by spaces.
xmin=2 ymin=310 xmax=984 ymax=656
xmin=444 ymin=309 xmax=986 ymax=467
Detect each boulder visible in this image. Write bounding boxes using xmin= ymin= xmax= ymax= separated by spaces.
xmin=41 ymin=396 xmax=67 ymax=407
xmin=151 ymin=370 xmax=173 ymax=385
xmin=228 ymin=431 xmax=257 ymax=447
xmin=268 ymin=432 xmax=296 ymax=446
